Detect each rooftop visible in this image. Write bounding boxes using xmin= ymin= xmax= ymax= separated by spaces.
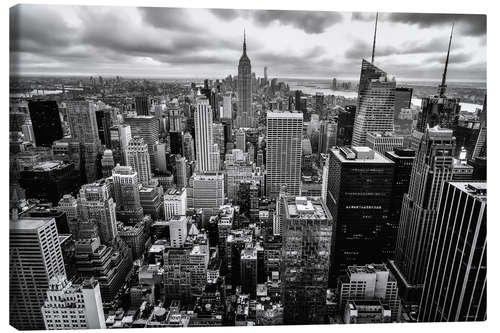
xmin=10 ymin=217 xmax=54 ymax=231
xmin=332 ymin=147 xmax=394 ymax=164
xmin=285 ymin=196 xmax=331 ymax=220
xmin=451 ymin=182 xmax=487 ymax=202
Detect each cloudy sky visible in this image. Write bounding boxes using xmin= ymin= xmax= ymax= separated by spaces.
xmin=10 ymin=4 xmax=486 ymax=82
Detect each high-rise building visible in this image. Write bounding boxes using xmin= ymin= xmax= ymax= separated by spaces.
xmin=192 ymin=172 xmax=225 ymax=209
xmin=41 ymin=276 xmax=106 ymax=329
xmin=326 ymin=147 xmax=394 ymax=279
xmin=10 ymin=217 xmax=66 ymax=330
xmin=28 ymin=100 xmax=63 ymax=147
xmin=352 ymin=60 xmax=396 ymax=146
xmin=394 ymin=88 xmax=413 ymax=135
xmin=384 ymin=148 xmax=415 ymax=259
xmin=235 ymin=128 xmax=246 ymax=151
xmin=164 ymin=188 xmax=187 ymax=220
xmin=154 ymin=141 xmax=168 ymax=174
xmin=318 ymin=119 xmax=337 ymax=154
xmin=109 ymin=124 xmax=132 ymax=166
xmin=237 ymin=31 xmax=253 ymax=128
xmin=337 ymin=105 xmax=356 ymax=146
xmin=240 ymin=246 xmax=258 ymax=298
xmin=19 ymin=160 xmax=81 ymax=205
xmin=135 ymin=95 xmax=150 ymax=116
xmin=182 ymin=132 xmax=195 ymax=161
xmin=194 ymin=98 xmax=216 ymax=172
xmin=101 ymin=149 xmax=115 ymax=177
xmin=266 ymin=112 xmax=303 ymax=198
xmin=112 ymin=165 xmax=144 ymax=223
xmin=419 ymin=182 xmax=486 ymax=322
xmin=389 ymin=126 xmax=456 ymax=305
xmin=126 ymin=136 xmax=152 ymax=185
xmin=66 ymin=100 xmax=102 ymax=182
xmin=175 ymin=155 xmax=188 ymax=188
xmin=416 ymin=26 xmax=460 ymax=133
xmin=281 ymin=196 xmax=333 ymax=324
xmin=124 ymin=115 xmax=159 ymax=170
xmin=222 ymin=93 xmax=232 ymax=120
xmin=212 ymin=122 xmax=225 ymax=156
xmin=139 ymin=185 xmax=163 ymax=220
xmin=95 ymin=109 xmax=112 ymax=148
xmin=315 ymin=92 xmax=325 ymax=119
xmin=339 ymin=264 xmax=401 ymax=322
xmin=169 ymin=215 xmax=188 ymax=248
xmin=79 ymin=178 xmax=117 ymax=244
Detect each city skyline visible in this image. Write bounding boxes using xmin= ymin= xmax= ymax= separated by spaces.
xmin=10 ymin=5 xmax=486 ymax=81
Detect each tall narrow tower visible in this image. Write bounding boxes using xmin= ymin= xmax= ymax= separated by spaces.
xmin=194 ymin=97 xmax=215 ymax=172
xmin=237 ymin=30 xmax=253 ymax=128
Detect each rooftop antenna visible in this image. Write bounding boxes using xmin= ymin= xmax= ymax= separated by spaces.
xmin=371 ymin=12 xmax=379 ymax=64
xmin=438 ymin=23 xmax=454 ymax=96
xmin=243 ymin=29 xmax=247 ymax=55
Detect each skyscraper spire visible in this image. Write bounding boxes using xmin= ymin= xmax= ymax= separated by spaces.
xmin=243 ymin=29 xmax=247 ymax=55
xmin=438 ymin=23 xmax=454 ymax=96
xmin=371 ymin=12 xmax=378 ymax=64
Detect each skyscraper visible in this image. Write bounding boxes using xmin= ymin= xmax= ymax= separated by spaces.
xmin=337 ymin=105 xmax=356 ymax=146
xmin=10 ymin=217 xmax=66 ymax=330
xmin=326 ymin=146 xmax=394 ymax=279
xmin=124 ymin=115 xmax=159 ymax=170
xmin=182 ymin=131 xmax=195 ymax=162
xmin=419 ymin=182 xmax=486 ymax=322
xmin=135 ymin=95 xmax=150 ymax=116
xmin=109 ymin=124 xmax=131 ymax=166
xmin=192 ymin=172 xmax=225 ymax=209
xmin=266 ymin=112 xmax=303 ymax=198
xmin=237 ymin=31 xmax=253 ymax=128
xmin=95 ymin=109 xmax=112 ymax=148
xmin=28 ymin=100 xmax=63 ymax=147
xmin=417 ymin=26 xmax=460 ymax=133
xmin=112 ymin=165 xmax=144 ymax=224
xmin=194 ymin=98 xmax=215 ymax=172
xmin=281 ymin=196 xmax=333 ymax=324
xmin=389 ymin=126 xmax=456 ymax=305
xmin=126 ymin=136 xmax=152 ymax=185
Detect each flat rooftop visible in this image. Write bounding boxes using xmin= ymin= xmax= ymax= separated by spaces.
xmin=10 ymin=217 xmax=54 ymax=231
xmin=348 ymin=264 xmax=389 ymax=275
xmin=332 ymin=147 xmax=394 ymax=164
xmin=450 ymin=182 xmax=487 ymax=202
xmin=285 ymin=197 xmax=331 ymax=220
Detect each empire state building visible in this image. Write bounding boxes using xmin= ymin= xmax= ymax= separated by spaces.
xmin=236 ymin=31 xmax=253 ymax=128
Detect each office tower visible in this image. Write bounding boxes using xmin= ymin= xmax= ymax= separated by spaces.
xmin=135 ymin=95 xmax=150 ymax=116
xmin=117 ymin=219 xmax=148 ymax=260
xmin=195 ymin=98 xmax=215 ymax=172
xmin=183 ymin=132 xmax=195 ymax=161
xmin=124 ymin=115 xmax=159 ymax=170
xmin=58 ymin=194 xmax=79 ymax=223
xmin=339 ymin=264 xmax=401 ymax=322
xmin=139 ymin=185 xmax=163 ymax=220
xmin=112 ymin=165 xmax=144 ymax=223
xmin=394 ymin=88 xmax=413 ymax=135
xmin=315 ymin=92 xmax=325 ymax=119
xmin=390 ymin=126 xmax=456 ymax=305
xmin=256 ymin=150 xmax=264 ymax=168
xmin=366 ymin=131 xmax=404 ymax=154
xmin=472 ymin=95 xmax=487 ymax=160
xmin=351 ymin=60 xmax=396 ymax=146
xmin=66 ymin=100 xmax=101 ymax=182
xmin=10 ymin=217 xmax=66 ymax=330
xmin=28 ymin=100 xmax=63 ymax=147
xmin=326 ymin=147 xmax=394 ymax=279
xmin=417 ymin=26 xmax=460 ymax=133
xmin=153 ymin=142 xmax=168 ymax=174
xmin=79 ymin=178 xmax=117 ymax=244
xmin=192 ymin=172 xmax=225 ymax=209
xmin=264 ymin=66 xmax=268 ymax=85
xmin=222 ymin=93 xmax=232 ymax=120
xmin=95 ymin=109 xmax=112 ymax=148
xmin=19 ymin=160 xmax=81 ymax=205
xmin=126 ymin=136 xmax=152 ymax=185
xmin=337 ymin=105 xmax=356 ymax=146
xmin=225 ymin=150 xmax=264 ymax=201
xmin=237 ymin=31 xmax=253 ymax=128
xmin=318 ymin=119 xmax=337 ymax=154
xmin=101 ymin=149 xmax=115 ymax=177
xmin=281 ymin=196 xmax=333 ymax=324
xmin=266 ymin=112 xmax=303 ymax=198
xmin=226 ymin=230 xmax=254 ymax=289
xmin=169 ymin=215 xmax=188 ymax=248
xmin=419 ymin=182 xmax=486 ymax=322
xmin=169 ymin=107 xmax=182 ymax=132
xmin=332 ymin=78 xmax=337 ymax=90
xmin=240 ymin=246 xmax=258 ymax=298
xmin=235 ymin=128 xmax=246 ymax=151
xmin=41 ymin=276 xmax=106 ymax=329
xmin=164 ymin=188 xmax=187 ymax=220
xmin=384 ymin=148 xmax=415 ymax=258
xmin=213 ymin=122 xmax=225 ymax=156
xmin=74 ymin=238 xmax=132 ymax=302
xmin=109 ymin=124 xmax=132 ymax=166
xmin=175 ymin=155 xmax=188 ymax=187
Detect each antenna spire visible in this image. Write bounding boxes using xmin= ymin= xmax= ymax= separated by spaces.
xmin=439 ymin=23 xmax=454 ymax=96
xmin=243 ymin=29 xmax=247 ymax=55
xmin=371 ymin=12 xmax=378 ymax=64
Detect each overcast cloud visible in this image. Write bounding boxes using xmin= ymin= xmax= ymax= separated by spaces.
xmin=10 ymin=5 xmax=486 ymax=81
